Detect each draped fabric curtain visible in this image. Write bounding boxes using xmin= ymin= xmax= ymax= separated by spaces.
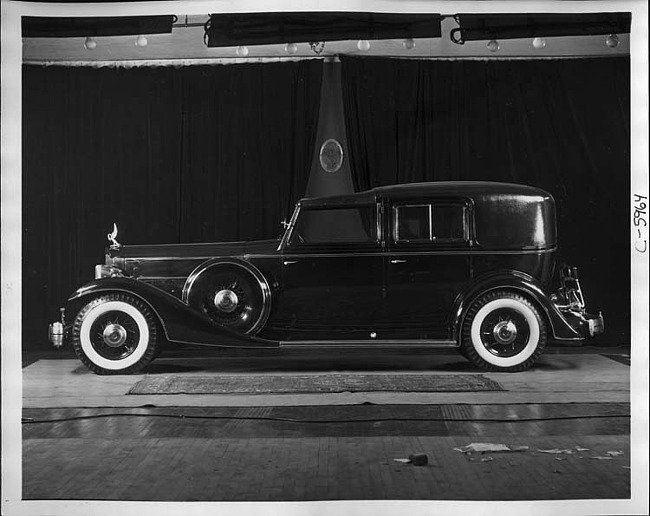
xmin=22 ymin=61 xmax=322 ymax=347
xmin=341 ymin=56 xmax=630 ymax=339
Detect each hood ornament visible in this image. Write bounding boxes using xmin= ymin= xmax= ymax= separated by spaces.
xmin=107 ymin=223 xmax=121 ymax=249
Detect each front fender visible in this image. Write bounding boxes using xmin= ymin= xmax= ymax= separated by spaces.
xmin=67 ymin=278 xmax=279 ymax=348
xmin=452 ymin=271 xmax=583 ymax=342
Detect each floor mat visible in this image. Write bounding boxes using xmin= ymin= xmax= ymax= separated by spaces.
xmin=128 ymin=373 xmax=505 ymax=395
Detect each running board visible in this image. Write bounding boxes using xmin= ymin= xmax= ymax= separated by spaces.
xmin=280 ymin=340 xmax=458 ymax=349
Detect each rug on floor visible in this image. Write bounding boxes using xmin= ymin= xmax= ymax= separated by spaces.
xmin=128 ymin=373 xmax=505 ymax=394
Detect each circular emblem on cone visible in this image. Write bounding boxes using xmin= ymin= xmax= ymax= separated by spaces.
xmin=319 ymin=139 xmax=344 ymax=173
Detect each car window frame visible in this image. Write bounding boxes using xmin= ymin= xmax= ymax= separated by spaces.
xmin=391 ymin=199 xmax=472 ymax=248
xmin=284 ymin=202 xmax=383 ymax=252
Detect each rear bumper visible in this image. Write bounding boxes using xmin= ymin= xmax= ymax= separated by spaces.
xmin=551 ymin=265 xmax=604 ymax=341
xmin=555 ymin=309 xmax=604 ymax=341
xmin=587 ymin=312 xmax=605 ymax=337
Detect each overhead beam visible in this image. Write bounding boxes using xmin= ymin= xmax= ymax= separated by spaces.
xmin=451 ymin=12 xmax=631 ymax=44
xmin=205 ymin=12 xmax=442 ymax=47
xmin=22 ymin=16 xmax=176 ymax=38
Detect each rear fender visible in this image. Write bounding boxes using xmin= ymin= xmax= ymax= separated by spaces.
xmin=67 ymin=278 xmax=278 ymax=348
xmin=452 ymin=271 xmax=583 ymax=342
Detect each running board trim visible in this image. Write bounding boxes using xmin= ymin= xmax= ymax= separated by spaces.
xmin=280 ymin=340 xmax=458 ymax=349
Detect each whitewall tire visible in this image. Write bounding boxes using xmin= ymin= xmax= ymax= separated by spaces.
xmin=461 ymin=290 xmax=547 ymax=372
xmin=71 ymin=293 xmax=160 ymax=375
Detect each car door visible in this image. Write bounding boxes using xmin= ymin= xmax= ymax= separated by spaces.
xmin=274 ymin=202 xmax=385 ymax=341
xmin=384 ymin=198 xmax=474 ymax=340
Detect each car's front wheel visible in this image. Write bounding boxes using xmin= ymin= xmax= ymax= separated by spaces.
xmin=461 ymin=290 xmax=547 ymax=372
xmin=71 ymin=293 xmax=160 ymax=375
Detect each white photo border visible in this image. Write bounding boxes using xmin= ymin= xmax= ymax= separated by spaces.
xmin=2 ymin=1 xmax=648 ymax=515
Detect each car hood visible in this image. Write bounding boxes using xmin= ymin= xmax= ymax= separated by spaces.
xmin=110 ymin=239 xmax=280 ymax=260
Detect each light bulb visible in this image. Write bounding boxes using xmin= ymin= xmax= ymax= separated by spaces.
xmin=532 ymin=37 xmax=546 ymax=49
xmin=135 ymin=35 xmax=148 ymax=48
xmin=403 ymin=38 xmax=415 ymax=50
xmin=84 ymin=37 xmax=97 ymax=50
xmin=606 ymin=34 xmax=619 ymax=48
xmin=236 ymin=45 xmax=249 ymax=57
xmin=487 ymin=39 xmax=500 ymax=52
xmin=357 ymin=39 xmax=370 ymax=51
xmin=285 ymin=43 xmax=298 ymax=54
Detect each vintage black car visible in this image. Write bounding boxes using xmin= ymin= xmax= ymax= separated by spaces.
xmin=49 ymin=181 xmax=604 ymax=374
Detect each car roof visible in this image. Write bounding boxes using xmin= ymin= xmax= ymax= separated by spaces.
xmin=299 ymin=181 xmax=552 ymax=207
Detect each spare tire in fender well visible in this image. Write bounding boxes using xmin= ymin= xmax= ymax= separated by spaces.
xmin=182 ymin=258 xmax=272 ymax=335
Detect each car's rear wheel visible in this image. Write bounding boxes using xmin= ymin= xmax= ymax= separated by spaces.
xmin=461 ymin=290 xmax=547 ymax=372
xmin=71 ymin=293 xmax=160 ymax=375
xmin=185 ymin=262 xmax=270 ymax=335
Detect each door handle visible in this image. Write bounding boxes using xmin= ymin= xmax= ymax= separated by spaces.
xmin=390 ymin=259 xmax=407 ymax=264
xmin=283 ymin=260 xmax=297 ymax=266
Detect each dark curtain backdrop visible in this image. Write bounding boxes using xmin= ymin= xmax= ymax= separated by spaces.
xmin=22 ymin=61 xmax=322 ymax=348
xmin=341 ymin=56 xmax=630 ymax=341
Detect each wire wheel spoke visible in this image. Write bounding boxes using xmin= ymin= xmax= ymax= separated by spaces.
xmin=201 ymin=273 xmax=259 ymax=328
xmin=186 ymin=265 xmax=271 ymax=337
xmin=89 ymin=311 xmax=140 ymax=360
xmin=480 ymin=308 xmax=529 ymax=358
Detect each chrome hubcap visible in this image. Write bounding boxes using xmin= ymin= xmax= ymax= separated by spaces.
xmin=102 ymin=323 xmax=128 ymax=348
xmin=492 ymin=320 xmax=518 ymax=345
xmin=214 ymin=289 xmax=239 ymax=313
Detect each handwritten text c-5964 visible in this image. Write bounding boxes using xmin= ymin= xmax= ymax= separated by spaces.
xmin=633 ymin=194 xmax=648 ymax=253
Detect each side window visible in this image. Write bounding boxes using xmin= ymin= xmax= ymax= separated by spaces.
xmin=290 ymin=206 xmax=378 ymax=246
xmin=394 ymin=203 xmax=467 ymax=243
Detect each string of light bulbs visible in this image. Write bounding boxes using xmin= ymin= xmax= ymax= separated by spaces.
xmin=82 ymin=34 xmax=623 ymax=53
